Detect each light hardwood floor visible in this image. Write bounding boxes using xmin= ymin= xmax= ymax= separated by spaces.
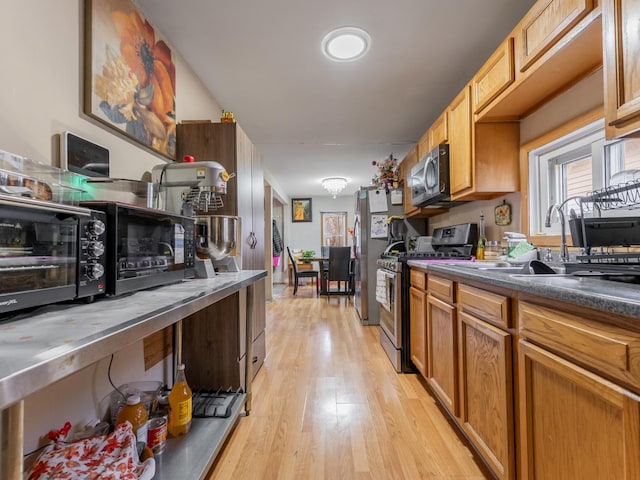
xmin=207 ymin=286 xmax=489 ymax=479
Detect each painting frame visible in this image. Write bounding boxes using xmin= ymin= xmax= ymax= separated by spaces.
xmin=83 ymin=0 xmax=177 ymax=160
xmin=292 ymin=198 xmax=312 ymax=223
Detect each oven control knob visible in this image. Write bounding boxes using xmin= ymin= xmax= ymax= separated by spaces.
xmin=87 ymin=241 xmax=105 ymax=257
xmin=86 ymin=263 xmax=105 ymax=280
xmin=87 ymin=219 xmax=106 ymax=236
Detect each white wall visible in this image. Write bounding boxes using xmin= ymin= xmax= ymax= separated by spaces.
xmin=0 ymin=0 xmax=225 ymax=454
xmin=286 ymin=194 xmax=355 ymax=254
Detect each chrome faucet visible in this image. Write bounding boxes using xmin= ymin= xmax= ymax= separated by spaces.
xmin=545 ymin=196 xmax=583 ymax=263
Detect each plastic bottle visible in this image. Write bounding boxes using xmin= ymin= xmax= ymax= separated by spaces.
xmin=477 ymin=211 xmax=487 ymax=260
xmin=168 ymin=363 xmax=192 ymax=437
xmin=116 ymin=394 xmax=149 ymax=446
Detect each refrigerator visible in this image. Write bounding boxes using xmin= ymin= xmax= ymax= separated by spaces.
xmin=353 ymin=187 xmax=405 ymax=326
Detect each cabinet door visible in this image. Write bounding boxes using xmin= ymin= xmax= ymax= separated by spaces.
xmin=473 ymin=37 xmax=515 ymax=114
xmin=459 ymin=312 xmax=514 ymax=480
xmin=519 ymin=0 xmax=594 ymax=72
xmin=427 ymin=294 xmax=458 ymax=415
xmin=409 ymin=286 xmax=428 ymax=377
xmin=518 ymin=340 xmax=640 ymax=480
xmin=603 ymin=0 xmax=640 ymax=137
xmin=402 ymin=146 xmax=420 ymax=216
xmin=429 ymin=111 xmax=448 ymax=148
xmin=447 ymin=85 xmax=473 ymax=197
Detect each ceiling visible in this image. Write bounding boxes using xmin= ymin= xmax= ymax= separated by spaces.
xmin=136 ymin=0 xmax=536 ymax=199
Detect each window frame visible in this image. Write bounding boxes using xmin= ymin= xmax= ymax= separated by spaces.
xmin=519 ymin=108 xmax=603 ymax=246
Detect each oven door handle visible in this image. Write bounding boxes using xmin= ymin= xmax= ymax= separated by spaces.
xmin=0 ymin=193 xmax=91 ymax=216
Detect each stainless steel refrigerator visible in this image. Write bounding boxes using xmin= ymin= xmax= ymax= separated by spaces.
xmin=353 ymin=187 xmax=404 ymax=325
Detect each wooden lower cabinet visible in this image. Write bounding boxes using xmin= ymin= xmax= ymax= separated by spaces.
xmin=459 ymin=311 xmax=514 ymax=480
xmin=426 ymin=294 xmax=458 ymax=415
xmin=518 ymin=340 xmax=640 ymax=479
xmin=409 ymin=285 xmax=428 ymax=377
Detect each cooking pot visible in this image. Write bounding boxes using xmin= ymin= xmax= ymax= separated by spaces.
xmin=194 ymin=215 xmax=239 ymax=260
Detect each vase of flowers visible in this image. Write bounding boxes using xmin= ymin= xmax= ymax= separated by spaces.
xmin=372 ymin=154 xmax=399 ymax=192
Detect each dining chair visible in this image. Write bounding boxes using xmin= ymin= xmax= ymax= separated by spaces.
xmin=323 ymin=246 xmax=352 ymax=300
xmin=287 ymin=246 xmax=319 ymax=295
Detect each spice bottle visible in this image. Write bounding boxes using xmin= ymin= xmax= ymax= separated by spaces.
xmin=168 ymin=363 xmax=192 ymax=437
xmin=116 ymin=394 xmax=149 ymax=446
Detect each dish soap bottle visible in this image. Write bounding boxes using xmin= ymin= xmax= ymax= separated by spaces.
xmin=116 ymin=394 xmax=149 ymax=446
xmin=477 ymin=211 xmax=487 ymax=260
xmin=168 ymin=363 xmax=192 ymax=437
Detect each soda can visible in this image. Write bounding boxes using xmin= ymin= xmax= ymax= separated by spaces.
xmin=147 ymin=416 xmax=167 ymax=454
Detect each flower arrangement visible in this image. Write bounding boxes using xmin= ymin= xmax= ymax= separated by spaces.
xmin=372 ymin=154 xmax=399 ymax=190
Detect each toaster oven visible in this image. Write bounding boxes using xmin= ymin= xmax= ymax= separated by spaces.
xmin=80 ymin=201 xmax=195 ymax=296
xmin=0 ymin=194 xmax=107 ymax=315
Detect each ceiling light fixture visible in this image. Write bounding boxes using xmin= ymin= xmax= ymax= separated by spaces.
xmin=321 ymin=26 xmax=371 ymax=62
xmin=322 ymin=177 xmax=348 ymax=198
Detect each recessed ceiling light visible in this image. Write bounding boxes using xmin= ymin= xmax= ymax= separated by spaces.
xmin=322 ymin=26 xmax=371 ymax=62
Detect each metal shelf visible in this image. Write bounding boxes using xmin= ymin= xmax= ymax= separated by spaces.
xmin=154 ymin=393 xmax=247 ymax=480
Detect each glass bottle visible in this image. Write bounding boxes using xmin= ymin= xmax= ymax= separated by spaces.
xmin=116 ymin=394 xmax=149 ymax=446
xmin=477 ymin=211 xmax=487 ymax=260
xmin=168 ymin=363 xmax=192 ymax=437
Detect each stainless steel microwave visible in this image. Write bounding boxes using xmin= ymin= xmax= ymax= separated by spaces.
xmin=409 ymin=144 xmax=464 ymax=208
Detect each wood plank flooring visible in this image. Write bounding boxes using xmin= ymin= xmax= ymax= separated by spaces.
xmin=206 ymin=286 xmax=489 ymax=479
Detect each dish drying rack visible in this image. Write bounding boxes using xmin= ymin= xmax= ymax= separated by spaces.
xmin=565 ymin=177 xmax=640 ymax=263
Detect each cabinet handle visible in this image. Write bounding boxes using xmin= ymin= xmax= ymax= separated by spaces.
xmin=249 ymin=232 xmax=257 ymax=249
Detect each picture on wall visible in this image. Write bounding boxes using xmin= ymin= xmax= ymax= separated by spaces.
xmin=84 ymin=0 xmax=176 ymax=159
xmin=292 ymin=198 xmax=312 ymax=222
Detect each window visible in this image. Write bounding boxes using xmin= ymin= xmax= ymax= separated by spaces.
xmin=529 ymin=119 xmax=614 ymax=234
xmin=320 ymin=212 xmax=347 ymax=246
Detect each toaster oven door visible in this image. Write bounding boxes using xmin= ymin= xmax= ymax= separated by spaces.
xmin=0 ymin=202 xmax=79 ymax=314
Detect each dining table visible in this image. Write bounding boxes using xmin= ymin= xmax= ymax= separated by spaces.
xmin=299 ymin=256 xmax=354 ymax=296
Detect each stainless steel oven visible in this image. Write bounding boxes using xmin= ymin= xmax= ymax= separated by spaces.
xmin=376 ymin=258 xmax=402 ymax=372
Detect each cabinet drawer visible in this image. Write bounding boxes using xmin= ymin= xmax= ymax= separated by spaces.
xmin=428 ymin=275 xmax=454 ymax=303
xmin=473 ymin=37 xmax=515 ymax=113
xmin=519 ymin=0 xmax=594 ymax=72
xmin=519 ymin=301 xmax=640 ymax=389
xmin=410 ymin=269 xmax=427 ymax=290
xmin=458 ymin=284 xmax=510 ymax=328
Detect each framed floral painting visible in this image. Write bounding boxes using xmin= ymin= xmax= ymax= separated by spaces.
xmin=84 ymin=0 xmax=176 ymax=159
xmin=292 ymin=198 xmax=312 ymax=222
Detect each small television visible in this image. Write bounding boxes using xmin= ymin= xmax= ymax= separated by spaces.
xmin=61 ymin=131 xmax=110 ymax=177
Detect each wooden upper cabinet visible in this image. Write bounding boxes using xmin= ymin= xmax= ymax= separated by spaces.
xmin=429 ymin=111 xmax=448 ymax=148
xmin=603 ymin=0 xmax=640 ymax=138
xmin=473 ymin=37 xmax=516 ymax=114
xmin=519 ymin=0 xmax=595 ymax=72
xmin=417 ymin=129 xmax=431 ymax=160
xmin=447 ymin=83 xmax=520 ymax=201
xmin=448 ymin=85 xmax=473 ymax=196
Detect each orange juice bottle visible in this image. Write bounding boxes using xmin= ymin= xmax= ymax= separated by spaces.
xmin=116 ymin=394 xmax=149 ymax=446
xmin=168 ymin=363 xmax=192 ymax=437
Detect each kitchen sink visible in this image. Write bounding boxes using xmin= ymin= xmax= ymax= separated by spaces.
xmin=450 ymin=261 xmax=565 ymax=275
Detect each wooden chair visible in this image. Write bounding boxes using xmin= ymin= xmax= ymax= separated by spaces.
xmin=287 ymin=247 xmax=319 ymax=295
xmin=322 ymin=246 xmax=352 ymax=299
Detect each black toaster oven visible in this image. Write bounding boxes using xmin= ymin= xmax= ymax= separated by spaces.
xmin=0 ymin=194 xmax=107 ymax=316
xmin=80 ymin=201 xmax=195 ymax=296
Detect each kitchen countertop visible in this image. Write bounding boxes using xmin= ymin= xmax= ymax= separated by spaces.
xmin=407 ymin=260 xmax=640 ymax=319
xmin=0 ymin=271 xmax=266 ymax=411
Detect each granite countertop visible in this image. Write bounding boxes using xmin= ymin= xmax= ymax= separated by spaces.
xmin=0 ymin=271 xmax=266 ymax=411
xmin=407 ymin=260 xmax=640 ymax=319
